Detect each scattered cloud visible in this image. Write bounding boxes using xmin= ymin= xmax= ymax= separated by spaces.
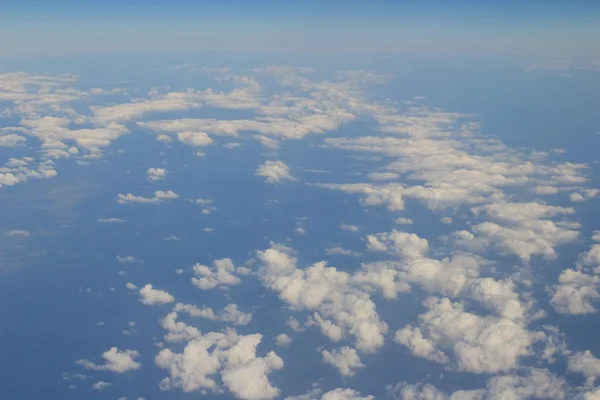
xmin=322 ymin=347 xmax=365 ymax=376
xmin=139 ymin=284 xmax=175 ymax=305
xmin=7 ymin=229 xmax=30 ymax=237
xmin=192 ymin=258 xmax=242 ymax=290
xmin=275 ymin=333 xmax=292 ymax=347
xmin=255 ymin=160 xmax=295 ymax=183
xmin=76 ymin=347 xmax=141 ymax=373
xmin=98 ymin=217 xmax=126 ymax=223
xmin=147 ymin=167 xmax=167 ymax=181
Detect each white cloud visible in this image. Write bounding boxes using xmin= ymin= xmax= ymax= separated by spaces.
xmin=139 ymin=284 xmax=175 ymax=305
xmin=117 ymin=190 xmax=179 ymax=204
xmin=440 ymin=216 xmax=453 ymax=224
xmin=255 ymin=160 xmax=295 ymax=183
xmin=126 ymin=282 xmax=138 ymax=290
xmin=568 ymin=351 xmax=600 ymax=387
xmin=294 ymin=226 xmax=307 ymax=236
xmin=387 ymin=368 xmax=566 ymax=399
xmin=224 ymin=142 xmax=241 ymax=149
xmin=147 ymin=167 xmax=167 ymax=181
xmin=156 ymin=329 xmax=283 ymax=400
xmin=287 ymin=388 xmax=374 ymax=400
xmin=0 ymin=133 xmax=26 ymax=147
xmin=177 ymin=131 xmax=213 ymax=147
xmin=174 ymin=303 xmax=252 ymax=326
xmin=192 ymin=258 xmax=242 ymax=290
xmin=367 ymin=172 xmax=400 ymax=181
xmin=340 ymin=224 xmax=360 ymax=232
xmin=550 ymin=242 xmax=600 ymax=315
xmin=570 ymin=189 xmax=600 ymax=202
xmin=76 ymin=347 xmax=141 ymax=373
xmin=275 ymin=333 xmax=292 ymax=347
xmin=325 ymin=247 xmax=362 ymax=257
xmin=322 ymin=347 xmax=365 ymax=376
xmin=98 ymin=217 xmax=126 ymax=223
xmin=394 ymin=217 xmax=413 ymax=225
xmin=254 ymin=135 xmax=280 ymax=149
xmin=258 ymin=244 xmax=387 ymax=353
xmin=116 ymin=255 xmax=141 ymax=263
xmin=7 ymin=229 xmax=30 ymax=237
xmin=454 ymin=201 xmax=579 ymax=263
xmin=550 ymin=269 xmax=600 ymax=315
xmin=92 ymin=381 xmax=111 ymax=391
xmin=394 ymin=297 xmax=543 ymax=373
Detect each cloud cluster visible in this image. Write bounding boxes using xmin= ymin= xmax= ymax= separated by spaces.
xmin=156 ymin=330 xmax=283 ymax=400
xmin=117 ymin=190 xmax=180 ymax=204
xmin=76 ymin=347 xmax=141 ymax=373
xmin=255 ymin=160 xmax=295 ymax=183
xmin=191 ymin=258 xmax=243 ymax=290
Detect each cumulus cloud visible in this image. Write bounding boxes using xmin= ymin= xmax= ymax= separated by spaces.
xmin=255 ymin=160 xmax=295 ymax=183
xmin=177 ymin=131 xmax=213 ymax=147
xmin=258 ymin=244 xmax=388 ymax=353
xmin=139 ymin=284 xmax=175 ymax=305
xmin=387 ymin=368 xmax=567 ymax=399
xmin=568 ymin=351 xmax=600 ymax=387
xmin=394 ymin=297 xmax=543 ymax=373
xmin=275 ymin=333 xmax=292 ymax=347
xmin=156 ymin=329 xmax=283 ymax=400
xmin=322 ymin=347 xmax=365 ymax=376
xmin=174 ymin=303 xmax=252 ymax=325
xmin=550 ymin=242 xmax=600 ymax=314
xmin=147 ymin=167 xmax=167 ymax=181
xmin=192 ymin=258 xmax=242 ymax=290
xmin=76 ymin=347 xmax=141 ymax=373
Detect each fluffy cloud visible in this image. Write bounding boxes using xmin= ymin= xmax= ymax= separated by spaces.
xmin=394 ymin=297 xmax=543 ymax=373
xmin=191 ymin=258 xmax=242 ymax=290
xmin=0 ymin=133 xmax=26 ymax=147
xmin=551 ymin=242 xmax=600 ymax=314
xmin=387 ymin=368 xmax=567 ymax=399
xmin=255 ymin=161 xmax=295 ymax=183
xmin=275 ymin=334 xmax=292 ymax=347
xmin=322 ymin=347 xmax=365 ymax=376
xmin=568 ymin=351 xmax=600 ymax=387
xmin=156 ymin=330 xmax=283 ymax=400
xmin=258 ymin=244 xmax=387 ymax=353
xmin=147 ymin=167 xmax=167 ymax=181
xmin=139 ymin=284 xmax=175 ymax=305
xmin=76 ymin=347 xmax=141 ymax=373
xmin=174 ymin=303 xmax=252 ymax=325
xmin=177 ymin=131 xmax=213 ymax=147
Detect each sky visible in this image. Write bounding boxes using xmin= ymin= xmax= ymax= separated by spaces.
xmin=2 ymin=2 xmax=600 ymax=400
xmin=2 ymin=0 xmax=600 ymax=56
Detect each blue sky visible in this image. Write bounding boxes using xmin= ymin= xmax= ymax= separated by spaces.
xmin=2 ymin=0 xmax=600 ymax=56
